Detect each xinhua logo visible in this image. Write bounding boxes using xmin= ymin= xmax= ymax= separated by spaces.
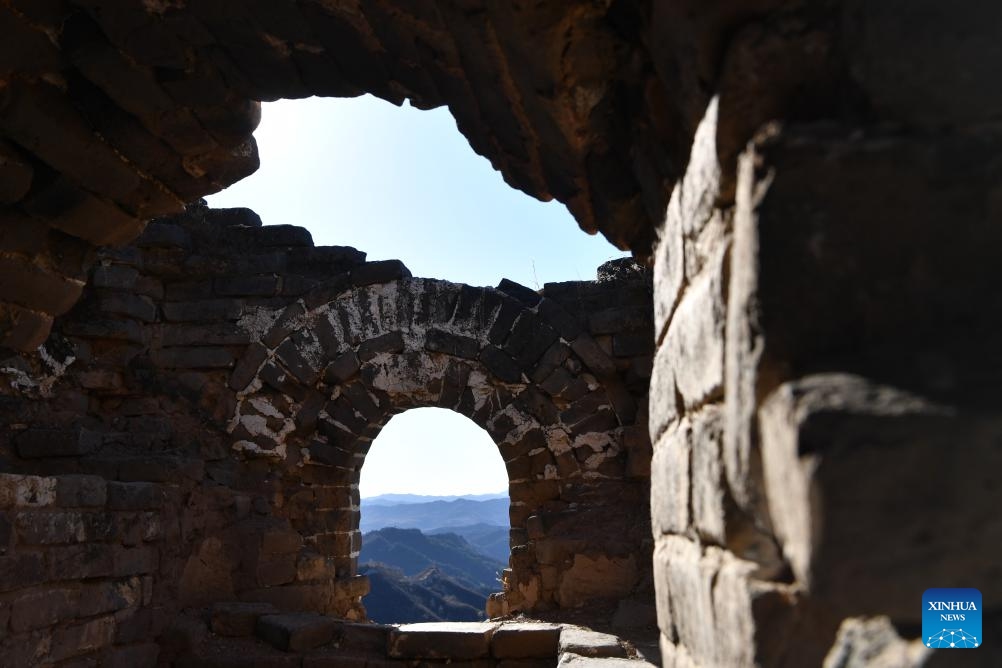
xmin=923 ymin=588 xmax=982 ymax=649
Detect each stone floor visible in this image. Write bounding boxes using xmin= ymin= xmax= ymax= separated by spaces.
xmin=162 ymin=606 xmax=660 ymax=667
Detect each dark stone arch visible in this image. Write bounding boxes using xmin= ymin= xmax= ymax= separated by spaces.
xmin=225 ymin=276 xmax=649 ymax=617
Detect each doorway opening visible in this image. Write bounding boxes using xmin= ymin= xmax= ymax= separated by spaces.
xmin=357 ymin=407 xmax=510 ymax=623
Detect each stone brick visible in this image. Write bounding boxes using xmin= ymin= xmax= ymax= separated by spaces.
xmin=612 ymin=332 xmax=653 ymax=357
xmin=136 ymin=222 xmax=190 ymax=248
xmin=479 ymin=346 xmax=523 ymax=383
xmin=98 ymin=293 xmax=157 ymax=322
xmin=538 ymin=298 xmax=582 ymax=340
xmin=323 ymin=350 xmax=360 ymax=383
xmin=229 ymin=341 xmax=269 ymax=391
xmin=15 ymin=428 xmax=101 ymax=459
xmin=487 ymin=299 xmax=521 ymax=345
xmin=663 ymin=242 xmax=726 ymax=409
xmin=558 ymin=627 xmax=628 ymax=658
xmin=759 ymin=374 xmax=1002 ymax=622
xmin=70 ymin=583 xmax=126 ymax=622
xmin=106 ymin=482 xmax=163 ymax=510
xmin=0 ymin=474 xmax=56 ymax=508
xmin=425 ymin=328 xmax=480 ymax=359
xmin=215 ymin=274 xmax=281 ymax=296
xmin=0 ymin=302 xmax=51 ymax=349
xmin=357 ymin=330 xmax=404 ymax=361
xmin=350 ymin=259 xmax=411 ymax=286
xmin=46 ymin=544 xmax=113 ymax=580
xmin=256 ymin=613 xmax=337 ymax=651
xmin=112 ymin=545 xmax=159 ymax=576
xmin=569 ymin=335 xmax=616 ymax=378
xmin=275 ymin=337 xmax=320 ymax=384
xmin=92 ymin=265 xmax=139 ymax=290
xmin=497 ymin=279 xmax=540 ymax=307
xmin=104 ymin=643 xmax=160 ymax=668
xmin=163 ymin=299 xmax=243 ymax=322
xmin=154 ymin=345 xmax=236 ymax=368
xmin=492 ymin=623 xmax=561 ymax=659
xmin=160 ymin=322 xmax=253 ymax=346
xmin=388 ymin=622 xmax=496 ymax=660
xmin=15 ymin=509 xmax=116 ymax=545
xmin=55 ymin=474 xmax=107 ymax=506
xmin=650 ymin=425 xmax=689 ymax=536
xmin=49 ymin=616 xmax=117 ymax=663
xmin=63 ymin=318 xmax=144 ymax=342
xmin=245 ymin=224 xmax=313 ymax=247
xmin=211 ymin=601 xmax=278 ymax=637
xmin=10 ymin=586 xmax=76 ymax=632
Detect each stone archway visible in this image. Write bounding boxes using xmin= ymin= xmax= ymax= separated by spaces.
xmin=225 ymin=275 xmax=650 ymax=618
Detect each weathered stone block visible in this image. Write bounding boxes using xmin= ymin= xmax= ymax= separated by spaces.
xmin=388 ymin=622 xmax=496 ymax=660
xmin=104 ymin=643 xmax=160 ymax=668
xmin=55 ymin=474 xmax=107 ymax=506
xmin=556 ymin=555 xmax=638 ymax=608
xmin=92 ymin=265 xmax=139 ymax=290
xmin=426 ymin=328 xmax=480 ymax=359
xmin=479 ymin=346 xmax=522 ymax=383
xmin=112 ymin=545 xmax=159 ymax=576
xmin=558 ymin=627 xmax=627 ymax=658
xmin=98 ymin=293 xmax=157 ymax=322
xmin=215 ymin=274 xmax=281 ymax=296
xmin=323 ymin=350 xmax=360 ymax=384
xmin=357 ymin=330 xmax=404 ymax=361
xmin=163 ymin=299 xmax=243 ymax=322
xmin=10 ymin=586 xmax=76 ymax=632
xmin=211 ymin=602 xmax=279 ymax=637
xmin=48 ymin=615 xmax=116 ymax=663
xmin=45 ymin=544 xmax=113 ymax=580
xmin=350 ymin=259 xmax=411 ymax=286
xmin=256 ymin=613 xmax=337 ymax=651
xmin=492 ymin=623 xmax=561 ymax=659
xmin=229 ymin=342 xmax=268 ymax=391
xmin=154 ymin=345 xmax=236 ymax=369
xmin=497 ymin=279 xmax=540 ymax=307
xmin=107 ymin=482 xmax=163 ymax=510
xmin=14 ymin=428 xmax=100 ymax=459
xmin=759 ymin=374 xmax=1002 ymax=621
xmin=650 ymin=425 xmax=688 ymax=536
xmin=663 ymin=240 xmax=726 ymax=410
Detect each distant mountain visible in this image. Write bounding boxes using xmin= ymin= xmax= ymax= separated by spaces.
xmin=362 ymin=492 xmax=508 ymax=506
xmin=359 ymin=497 xmax=509 ymax=533
xmin=428 ymin=523 xmax=510 ymax=564
xmin=359 ymin=527 xmax=505 ymax=590
xmin=361 ymin=564 xmax=488 ymax=624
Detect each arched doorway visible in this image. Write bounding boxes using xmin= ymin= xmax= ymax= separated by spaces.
xmin=357 ymin=407 xmax=509 ymax=623
xmin=227 ymin=275 xmax=650 ymax=619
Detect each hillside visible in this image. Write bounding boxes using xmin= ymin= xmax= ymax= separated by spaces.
xmin=359 ymin=497 xmax=509 ymax=533
xmin=361 ymin=564 xmax=489 ymax=624
xmin=428 ymin=523 xmax=510 ymax=564
xmin=359 ymin=527 xmax=504 ymax=590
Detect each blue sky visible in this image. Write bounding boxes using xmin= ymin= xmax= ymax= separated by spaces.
xmin=208 ymin=96 xmax=625 ymax=496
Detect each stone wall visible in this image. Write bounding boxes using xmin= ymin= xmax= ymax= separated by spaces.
xmin=0 ymin=202 xmax=655 ymax=663
xmin=646 ymin=6 xmax=1002 ymax=661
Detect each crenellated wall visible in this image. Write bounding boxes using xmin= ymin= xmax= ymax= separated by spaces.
xmin=0 ymin=202 xmax=656 ymax=664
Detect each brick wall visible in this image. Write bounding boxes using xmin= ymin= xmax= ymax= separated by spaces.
xmin=0 ymin=202 xmax=656 ymax=662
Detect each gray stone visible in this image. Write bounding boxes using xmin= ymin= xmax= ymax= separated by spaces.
xmin=492 ymin=622 xmax=561 ymax=659
xmin=211 ymin=601 xmax=278 ymax=637
xmin=256 ymin=613 xmax=337 ymax=652
xmin=558 ymin=627 xmax=627 ymax=658
xmin=388 ymin=622 xmax=496 ymax=660
xmin=758 ymin=373 xmax=1002 ymax=621
xmin=822 ymin=616 xmax=929 ymax=668
xmin=663 ymin=240 xmax=726 ymax=410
